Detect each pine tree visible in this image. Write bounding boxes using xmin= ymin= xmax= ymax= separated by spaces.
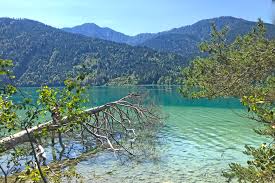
xmin=179 ymin=20 xmax=275 ymax=182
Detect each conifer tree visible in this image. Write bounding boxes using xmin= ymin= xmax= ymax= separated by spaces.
xmin=180 ymin=20 xmax=275 ymax=182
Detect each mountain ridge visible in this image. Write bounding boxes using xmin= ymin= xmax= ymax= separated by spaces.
xmin=1 ymin=16 xmax=274 ymax=86
xmin=0 ymin=17 xmax=185 ymax=86
xmin=62 ymin=16 xmax=275 ymax=55
xmin=62 ymin=23 xmax=130 ymax=44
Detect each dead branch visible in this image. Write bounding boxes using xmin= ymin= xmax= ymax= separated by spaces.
xmin=0 ymin=93 xmax=161 ymax=153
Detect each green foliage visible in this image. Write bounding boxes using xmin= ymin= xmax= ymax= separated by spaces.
xmin=0 ymin=95 xmax=17 ymax=132
xmin=0 ymin=59 xmax=18 ymax=135
xmin=0 ymin=58 xmax=91 ymax=182
xmin=223 ymin=144 xmax=275 ymax=183
xmin=179 ymin=20 xmax=275 ymax=182
xmin=38 ymin=75 xmax=89 ymax=132
xmin=0 ymin=59 xmax=13 ymax=76
xmin=180 ymin=20 xmax=274 ymax=98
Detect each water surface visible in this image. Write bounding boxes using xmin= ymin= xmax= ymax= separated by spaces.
xmin=74 ymin=86 xmax=263 ymax=183
xmin=13 ymin=86 xmax=265 ymax=182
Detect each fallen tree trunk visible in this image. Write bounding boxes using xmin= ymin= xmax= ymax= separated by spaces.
xmin=0 ymin=93 xmax=161 ymax=182
xmin=0 ymin=93 xmax=151 ymax=151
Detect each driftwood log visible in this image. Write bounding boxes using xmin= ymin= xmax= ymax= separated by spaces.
xmin=0 ymin=93 xmax=160 ymax=151
xmin=0 ymin=93 xmax=161 ymax=183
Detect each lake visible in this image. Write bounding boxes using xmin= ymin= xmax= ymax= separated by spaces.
xmin=76 ymin=85 xmax=264 ymax=183
xmin=9 ymin=86 xmax=266 ymax=182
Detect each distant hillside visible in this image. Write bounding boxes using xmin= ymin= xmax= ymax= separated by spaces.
xmin=64 ymin=16 xmax=275 ymax=55
xmin=141 ymin=16 xmax=275 ymax=55
xmin=140 ymin=33 xmax=199 ymax=57
xmin=163 ymin=16 xmax=275 ymax=41
xmin=62 ymin=23 xmax=130 ymax=43
xmin=62 ymin=24 xmax=154 ymax=45
xmin=0 ymin=18 xmax=185 ymax=86
xmin=1 ymin=17 xmax=274 ymax=86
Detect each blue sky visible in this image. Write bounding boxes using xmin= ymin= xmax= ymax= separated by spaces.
xmin=0 ymin=0 xmax=272 ymax=35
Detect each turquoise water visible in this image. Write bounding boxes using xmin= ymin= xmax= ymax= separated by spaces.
xmin=12 ymin=86 xmax=265 ymax=182
xmin=76 ymin=86 xmax=263 ymax=183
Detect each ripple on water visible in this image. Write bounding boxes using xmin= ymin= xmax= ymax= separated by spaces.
xmin=75 ymin=104 xmax=265 ymax=183
xmin=7 ymin=86 xmax=265 ymax=182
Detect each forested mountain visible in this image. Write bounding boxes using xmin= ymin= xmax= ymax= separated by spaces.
xmin=0 ymin=18 xmax=185 ymax=86
xmin=62 ymin=24 xmax=155 ymax=45
xmin=64 ymin=16 xmax=275 ymax=55
xmin=141 ymin=16 xmax=275 ymax=55
xmin=140 ymin=34 xmax=199 ymax=58
xmin=62 ymin=23 xmax=130 ymax=43
xmin=1 ymin=17 xmax=274 ymax=86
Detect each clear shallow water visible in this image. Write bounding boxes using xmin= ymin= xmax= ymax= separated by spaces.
xmin=12 ymin=86 xmax=265 ymax=182
xmin=75 ymin=86 xmax=264 ymax=183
